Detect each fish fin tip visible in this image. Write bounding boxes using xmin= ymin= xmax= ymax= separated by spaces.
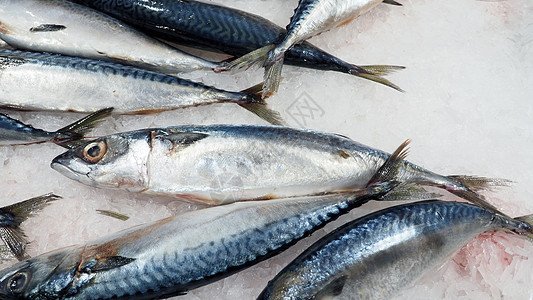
xmin=356 ymin=65 xmax=406 ymax=76
xmin=0 ymin=227 xmax=29 ymax=261
xmin=354 ymin=71 xmax=405 ymax=92
xmin=84 ymin=255 xmax=136 ymax=273
xmin=55 ymin=108 xmax=113 ymax=148
xmin=367 ymin=139 xmax=411 ymax=186
xmin=238 ymin=102 xmax=287 ymax=125
xmin=447 ymin=175 xmax=513 ymax=192
xmin=262 ymin=54 xmax=285 ymax=99
xmin=3 ymin=193 xmax=61 ymax=223
xmin=216 ymin=45 xmax=275 ymax=72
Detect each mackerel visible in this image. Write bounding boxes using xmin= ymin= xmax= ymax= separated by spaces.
xmin=0 ymin=50 xmax=280 ymax=124
xmin=258 ymin=200 xmax=533 ymax=299
xmin=77 ymin=0 xmax=403 ymax=93
xmin=232 ymin=0 xmax=401 ymax=97
xmin=0 ymin=163 xmax=401 ymax=299
xmin=0 ymin=0 xmax=221 ymax=73
xmin=51 ymin=125 xmax=507 ymax=213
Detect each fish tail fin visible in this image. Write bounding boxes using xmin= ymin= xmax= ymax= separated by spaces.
xmin=0 ymin=193 xmax=61 ymax=260
xmin=447 ymin=175 xmax=513 ymax=192
xmin=262 ymin=50 xmax=285 ymax=99
xmin=239 ymin=84 xmax=287 ymax=125
xmin=54 ymin=108 xmax=113 ymax=148
xmin=349 ymin=65 xmax=405 ymax=92
xmin=214 ymin=45 xmax=275 ymax=73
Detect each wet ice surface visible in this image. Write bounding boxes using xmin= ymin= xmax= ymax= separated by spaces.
xmin=0 ymin=0 xmax=532 ymax=299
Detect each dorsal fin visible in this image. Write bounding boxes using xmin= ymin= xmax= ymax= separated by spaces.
xmin=383 ymin=0 xmax=402 ymax=6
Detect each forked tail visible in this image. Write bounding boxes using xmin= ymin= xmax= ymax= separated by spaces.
xmin=239 ymin=83 xmax=286 ymax=125
xmin=54 ymin=107 xmax=113 ymax=148
xmin=0 ymin=193 xmax=61 ymax=260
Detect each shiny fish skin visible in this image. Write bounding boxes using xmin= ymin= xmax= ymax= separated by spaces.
xmin=51 ymin=125 xmax=498 ymax=210
xmin=0 ymin=187 xmax=393 ymax=299
xmin=258 ymin=0 xmax=390 ymax=97
xmin=0 ymin=0 xmax=219 ymax=73
xmin=77 ymin=0 xmax=393 ymax=78
xmin=0 ymin=50 xmax=261 ymax=115
xmin=258 ymin=200 xmax=533 ymax=300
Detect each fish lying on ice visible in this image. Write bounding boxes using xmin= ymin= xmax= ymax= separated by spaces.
xmin=0 ymin=0 xmax=224 ymax=74
xmin=0 ymin=50 xmax=282 ymax=124
xmin=257 ymin=200 xmax=533 ymax=300
xmin=0 ymin=108 xmax=112 ymax=148
xmin=230 ymin=0 xmax=401 ymax=97
xmin=51 ymin=125 xmax=507 ymax=212
xmin=76 ymin=0 xmax=403 ymax=93
xmin=0 ymin=147 xmax=409 ymax=299
xmin=0 ymin=193 xmax=61 ymax=261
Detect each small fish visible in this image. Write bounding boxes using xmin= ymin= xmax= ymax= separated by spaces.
xmin=257 ymin=200 xmax=533 ymax=300
xmin=77 ymin=0 xmax=403 ymax=94
xmin=0 ymin=108 xmax=112 ymax=148
xmin=0 ymin=193 xmax=61 ymax=261
xmin=0 ymin=50 xmax=282 ymax=124
xmin=51 ymin=125 xmax=507 ymax=213
xmin=232 ymin=0 xmax=400 ymax=97
xmin=0 ymin=151 xmax=406 ymax=299
xmin=0 ymin=0 xmax=224 ymax=73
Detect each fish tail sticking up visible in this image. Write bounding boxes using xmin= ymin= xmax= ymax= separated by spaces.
xmin=214 ymin=45 xmax=276 ymax=73
xmin=365 ymin=139 xmax=441 ymax=201
xmin=350 ymin=65 xmax=405 ymax=92
xmin=239 ymin=83 xmax=287 ymax=125
xmin=262 ymin=47 xmax=286 ymax=99
xmin=0 ymin=193 xmax=61 ymax=260
xmin=54 ymin=107 xmax=114 ymax=148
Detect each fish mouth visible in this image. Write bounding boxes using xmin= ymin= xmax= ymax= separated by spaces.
xmin=51 ymin=153 xmax=93 ymax=185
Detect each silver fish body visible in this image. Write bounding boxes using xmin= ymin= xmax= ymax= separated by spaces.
xmin=0 ymin=0 xmax=218 ymax=73
xmin=0 ymin=188 xmax=392 ymax=299
xmin=278 ymin=0 xmax=384 ymax=55
xmin=0 ymin=50 xmax=259 ymax=115
xmin=258 ymin=200 xmax=533 ymax=300
xmin=51 ymin=125 xmax=492 ymax=207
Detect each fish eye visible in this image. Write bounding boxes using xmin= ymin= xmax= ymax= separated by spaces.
xmin=82 ymin=141 xmax=107 ymax=163
xmin=7 ymin=272 xmax=28 ymax=293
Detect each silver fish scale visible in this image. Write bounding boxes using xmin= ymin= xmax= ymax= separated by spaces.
xmin=259 ymin=201 xmax=503 ymax=300
xmin=62 ymin=195 xmax=360 ymax=299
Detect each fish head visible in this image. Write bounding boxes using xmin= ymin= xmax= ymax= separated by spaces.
xmin=51 ymin=132 xmax=151 ymax=192
xmin=0 ymin=247 xmax=83 ymax=299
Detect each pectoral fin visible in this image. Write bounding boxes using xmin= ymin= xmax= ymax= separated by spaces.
xmin=81 ymin=255 xmax=135 ymax=273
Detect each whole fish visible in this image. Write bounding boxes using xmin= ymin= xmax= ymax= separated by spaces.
xmin=0 ymin=0 xmax=223 ymax=74
xmin=76 ymin=0 xmax=403 ymax=93
xmin=232 ymin=0 xmax=401 ymax=97
xmin=51 ymin=124 xmax=506 ymax=213
xmin=0 ymin=50 xmax=281 ymax=124
xmin=0 ymin=193 xmax=61 ymax=261
xmin=0 ymin=156 xmax=403 ymax=299
xmin=257 ymin=200 xmax=533 ymax=300
xmin=0 ymin=108 xmax=112 ymax=148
